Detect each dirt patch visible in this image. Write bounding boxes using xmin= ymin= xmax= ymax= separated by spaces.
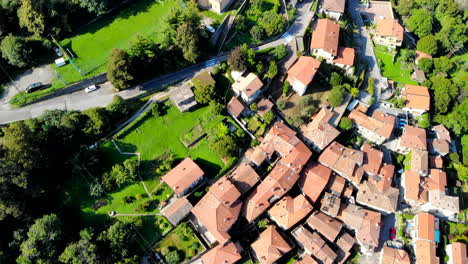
xmin=1 ymin=64 xmax=55 ymax=104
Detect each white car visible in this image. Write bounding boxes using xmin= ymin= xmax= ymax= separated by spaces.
xmin=85 ymin=85 xmax=98 ymax=93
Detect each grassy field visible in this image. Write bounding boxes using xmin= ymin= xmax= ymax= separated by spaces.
xmin=154 ymin=222 xmax=205 ymax=262
xmin=10 ymin=0 xmax=179 ymax=106
xmin=373 ymin=45 xmax=418 ymax=86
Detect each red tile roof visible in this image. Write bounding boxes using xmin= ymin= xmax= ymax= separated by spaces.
xmin=228 ymin=163 xmax=260 ymax=194
xmin=404 ymin=170 xmax=422 ymax=203
xmin=333 ymin=47 xmax=355 ymax=66
xmin=298 ymin=161 xmax=332 ymax=203
xmin=417 ymin=212 xmax=435 ymax=241
xmin=162 ymin=158 xmax=204 ymax=195
xmin=401 ymin=84 xmax=430 ymax=111
xmin=376 ymin=19 xmax=404 ymax=40
xmin=201 ymin=241 xmax=243 ymax=264
xmin=268 ymin=195 xmax=313 ymax=229
xmin=323 ymin=0 xmax=345 ymax=13
xmin=232 ymin=73 xmax=263 ymax=97
xmin=450 ymin=242 xmax=468 ymax=264
xmin=381 ymin=246 xmax=411 ymax=264
xmin=227 ymin=97 xmax=246 ymax=118
xmin=362 ymin=143 xmax=384 ymax=175
xmin=400 ymin=125 xmax=427 ymax=151
xmin=291 ymin=226 xmax=337 ymax=264
xmin=210 ymin=176 xmax=242 ymax=207
xmin=340 ymin=204 xmax=381 ymax=252
xmin=348 ymin=109 xmax=395 ymax=139
xmin=412 ymin=150 xmax=429 ymax=175
xmin=251 ymin=226 xmax=292 ymax=264
xmin=311 ymin=19 xmax=340 ymax=56
xmin=307 ymin=211 xmax=343 ymax=242
xmin=415 ymin=240 xmax=439 ymax=264
xmin=294 ymin=255 xmax=320 ymax=264
xmin=301 ymin=108 xmax=340 ymax=150
xmin=328 ymin=173 xmax=346 ymax=196
xmin=287 ymin=56 xmax=321 ymax=87
xmin=429 ymin=155 xmax=443 ymax=169
xmin=319 ymin=142 xmax=365 ymax=185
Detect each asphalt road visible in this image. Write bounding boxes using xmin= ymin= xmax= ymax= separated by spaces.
xmin=0 ymin=0 xmax=315 ymax=124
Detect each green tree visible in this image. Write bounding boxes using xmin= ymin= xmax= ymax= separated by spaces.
xmin=17 ymin=0 xmax=45 ymax=36
xmin=433 ymin=56 xmax=453 ymax=74
xmin=435 ymin=99 xmax=467 ymax=135
xmin=436 ymin=17 xmax=467 ymax=51
xmin=266 ymin=61 xmax=278 ymax=79
xmin=165 ymin=251 xmax=180 ymax=264
xmin=175 ymin=22 xmax=199 ymax=63
xmin=418 ymin=58 xmax=433 ymax=73
xmin=2 ymin=121 xmax=41 ymax=170
xmin=350 ymin=87 xmax=359 ymax=98
xmin=89 ymin=182 xmax=104 ymax=198
xmin=107 ymin=48 xmax=134 ymax=91
xmin=431 ymin=76 xmax=459 ymax=114
xmin=17 ymin=214 xmax=62 ymax=264
xmin=250 ymin=25 xmax=265 ymax=42
xmin=209 ymin=135 xmax=237 ymax=158
xmin=234 ymin=14 xmax=246 ymax=31
xmin=339 ymin=117 xmax=353 ymax=130
xmin=98 ymin=221 xmax=136 ymax=259
xmin=263 ymin=111 xmax=275 ymax=125
xmin=271 ymin=45 xmax=288 ymax=60
xmin=395 ymin=0 xmax=415 ymax=16
xmin=282 ymin=81 xmax=291 ymax=96
xmin=72 ymin=0 xmax=108 ymax=14
xmin=59 ymin=228 xmax=100 ymax=264
xmin=398 ymin=49 xmax=416 ymax=63
xmin=106 ymin=95 xmax=128 ymax=116
xmin=330 ymin=72 xmax=343 ymax=86
xmin=83 ymin=107 xmax=109 ymax=136
xmin=328 ymin=86 xmax=345 ymax=107
xmin=417 ymin=113 xmax=430 ymax=128
xmin=416 ymin=35 xmax=438 ymax=55
xmin=193 ymin=79 xmax=218 ymax=104
xmin=0 ymin=34 xmax=31 ymax=67
xmin=227 ymin=46 xmax=247 ymax=72
xmin=407 ymin=9 xmax=433 ymax=37
xmin=258 ymin=11 xmax=285 ymax=36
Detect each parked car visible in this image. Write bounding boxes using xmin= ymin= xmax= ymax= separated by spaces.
xmin=390 ymin=227 xmax=396 ymax=240
xmin=54 ymin=47 xmax=62 ymax=57
xmin=26 ymin=82 xmax=49 ymax=93
xmin=85 ymin=85 xmax=98 ymax=93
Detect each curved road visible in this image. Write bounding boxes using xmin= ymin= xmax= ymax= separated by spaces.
xmin=0 ymin=0 xmax=315 ymax=124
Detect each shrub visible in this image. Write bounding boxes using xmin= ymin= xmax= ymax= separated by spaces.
xmin=283 ymin=81 xmax=291 ymax=96
xmin=339 ymin=117 xmax=353 ymax=131
xmin=151 ymin=104 xmax=161 ymax=117
xmin=277 ymin=100 xmax=286 ymax=110
xmin=328 ymin=86 xmax=345 ymax=107
xmin=165 ymin=251 xmax=180 ymax=264
xmin=258 ymin=219 xmax=269 ymax=229
xmin=250 ymin=103 xmax=258 ymax=111
xmin=122 ymin=196 xmax=135 ymax=204
xmin=263 ymin=111 xmax=275 ymax=125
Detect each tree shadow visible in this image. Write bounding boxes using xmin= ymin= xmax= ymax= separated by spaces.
xmin=193 ymin=157 xmax=222 ymax=178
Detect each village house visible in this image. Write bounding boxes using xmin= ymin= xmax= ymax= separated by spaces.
xmin=201 ymin=241 xmax=243 ymax=264
xmin=291 ymin=226 xmax=337 ymax=264
xmin=298 ymin=161 xmax=332 ymax=203
xmin=362 ymin=143 xmax=383 ymax=176
xmin=162 ymin=158 xmax=205 ymax=197
xmin=348 ymin=109 xmax=395 ymax=144
xmin=197 ymin=0 xmax=234 ymax=14
xmin=311 ymin=19 xmax=340 ymax=61
xmin=320 ymin=191 xmax=342 ymax=217
xmin=243 ymin=122 xmax=312 ymax=222
xmin=401 ymin=84 xmax=430 ymax=116
xmin=171 ymin=83 xmax=198 ymax=112
xmin=191 ymin=176 xmax=242 ymax=245
xmin=227 ymin=96 xmax=249 ymax=120
xmin=327 ymin=173 xmax=347 ymax=197
xmin=232 ymin=73 xmax=263 ymax=104
xmin=338 ymin=203 xmax=382 ymax=255
xmin=318 ymin=141 xmax=365 ymax=186
xmin=256 ymin=98 xmax=274 ymax=121
xmin=227 ymin=163 xmax=260 ymax=195
xmin=251 ymin=226 xmax=292 ymax=264
xmin=396 ymin=125 xmax=427 ymax=154
xmin=445 ymin=242 xmax=468 ymax=264
xmin=301 ymin=107 xmax=340 ymax=152
xmin=335 ymin=232 xmax=356 ymax=263
xmin=361 ymin=1 xmax=394 ymax=24
xmin=379 ymin=246 xmax=411 ymax=264
xmin=268 ymin=195 xmax=313 ymax=230
xmin=411 ymin=69 xmax=426 ymax=83
xmin=410 ymin=212 xmax=440 ymax=264
xmin=420 ymin=169 xmax=460 ymax=217
xmin=306 ymin=211 xmax=343 ymax=242
xmin=286 ymin=56 xmax=321 ymax=96
xmin=411 ymin=149 xmax=429 ymax=176
xmin=160 ymin=196 xmax=193 ymax=226
xmin=357 ymin=163 xmax=399 ymax=214
xmin=429 ymin=125 xmax=452 ymax=156
xmin=401 ymin=170 xmax=428 ymax=206
xmin=374 ymin=19 xmax=404 ymax=49
xmin=415 ymin=50 xmax=433 ymax=65
xmin=322 ymin=0 xmax=345 ymax=21
xmin=332 ymin=47 xmax=356 ymax=72
xmin=429 ymin=155 xmax=444 ymax=169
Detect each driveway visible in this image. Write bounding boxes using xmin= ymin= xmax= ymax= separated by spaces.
xmin=1 ymin=65 xmax=55 ymax=108
xmin=347 ymin=0 xmax=386 ymax=101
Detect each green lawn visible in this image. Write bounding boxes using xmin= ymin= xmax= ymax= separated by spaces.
xmin=114 ymin=103 xmax=230 ymax=176
xmin=154 ymin=222 xmax=205 ymax=262
xmin=10 ymin=0 xmax=179 ymax=106
xmin=373 ymin=45 xmax=418 ymax=86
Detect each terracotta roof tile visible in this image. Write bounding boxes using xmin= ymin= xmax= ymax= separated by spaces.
xmin=291 ymin=226 xmax=337 ymax=264
xmin=376 ymin=19 xmax=404 ymax=40
xmin=400 ymin=125 xmax=427 ymax=151
xmin=301 ymin=108 xmax=340 ymax=150
xmin=298 ymin=161 xmax=332 ymax=203
xmin=411 ymin=150 xmax=429 ymax=175
xmin=162 ymin=158 xmax=204 ymax=195
xmin=228 ymin=163 xmax=260 ymax=194
xmin=227 ymin=97 xmax=246 ymax=118
xmin=294 ymin=255 xmax=320 ymax=264
xmin=201 ymin=241 xmax=243 ymax=264
xmin=415 ymin=240 xmax=439 ymax=264
xmin=320 ymin=192 xmax=342 ymax=217
xmin=232 ymin=73 xmax=263 ymax=97
xmin=450 ymin=242 xmax=468 ymax=264
xmin=340 ymin=204 xmax=381 ymax=252
xmin=256 ymin=99 xmax=274 ymax=117
xmin=429 ymin=155 xmax=443 ymax=169
xmin=160 ymin=196 xmax=193 ymax=225
xmin=362 ymin=143 xmax=384 ymax=175
xmin=333 ymin=47 xmax=355 ymax=66
xmin=381 ymin=246 xmax=411 ymax=264
xmin=268 ymin=195 xmax=313 ymax=229
xmin=328 ymin=173 xmax=346 ymax=196
xmin=311 ymin=19 xmax=340 ymax=56
xmin=401 ymin=85 xmax=430 ymax=111
xmin=323 ymin=0 xmax=345 ymax=13
xmin=348 ymin=109 xmax=395 ymax=139
xmin=319 ymin=142 xmax=364 ymax=185
xmin=210 ymin=176 xmax=241 ymax=207
xmin=429 ymin=139 xmax=450 ymax=155
xmin=251 ymin=226 xmax=291 ymax=264
xmin=287 ymin=56 xmax=321 ymax=87
xmin=307 ymin=211 xmax=343 ymax=242
xmin=404 ymin=170 xmax=422 ymax=203
xmin=417 ymin=212 xmax=435 ymax=241
xmin=433 ymin=125 xmax=451 ymax=142
xmin=425 ymin=169 xmax=447 ymax=191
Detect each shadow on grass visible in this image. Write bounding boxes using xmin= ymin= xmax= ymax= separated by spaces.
xmin=194 ymin=157 xmax=222 ymax=178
